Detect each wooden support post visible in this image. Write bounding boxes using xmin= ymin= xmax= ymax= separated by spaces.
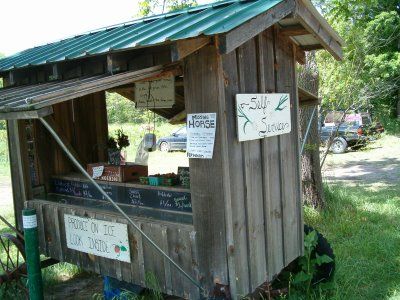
xmin=183 ymin=44 xmax=230 ymax=293
xmin=171 ymin=37 xmax=211 ymax=61
xmin=7 ymin=120 xmax=30 ymax=231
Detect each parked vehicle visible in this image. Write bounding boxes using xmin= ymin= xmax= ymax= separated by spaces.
xmin=157 ymin=126 xmax=187 ymax=152
xmin=324 ymin=111 xmax=384 ymax=136
xmin=320 ymin=123 xmax=369 ymax=154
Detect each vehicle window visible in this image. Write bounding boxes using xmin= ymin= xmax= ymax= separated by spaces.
xmin=362 ymin=116 xmax=371 ymax=125
xmin=175 ymin=127 xmax=186 ymax=135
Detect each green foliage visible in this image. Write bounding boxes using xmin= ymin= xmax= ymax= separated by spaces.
xmin=138 ymin=0 xmax=197 ymax=17
xmin=285 ymin=231 xmax=333 ymax=299
xmin=304 ymin=180 xmax=400 ymax=299
xmin=313 ymin=0 xmax=400 ymax=120
xmin=106 ymin=92 xmax=165 ymax=125
xmin=0 ymin=52 xmax=4 ymax=88
xmin=108 ymin=129 xmax=130 ymax=150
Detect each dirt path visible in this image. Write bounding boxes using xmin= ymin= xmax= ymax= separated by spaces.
xmin=322 ymin=135 xmax=400 ymax=187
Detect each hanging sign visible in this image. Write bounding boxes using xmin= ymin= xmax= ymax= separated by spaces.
xmin=186 ymin=113 xmax=217 ymax=159
xmin=236 ymin=94 xmax=291 ymax=142
xmin=64 ymin=214 xmax=131 ymax=263
xmin=135 ymin=76 xmax=175 ymax=108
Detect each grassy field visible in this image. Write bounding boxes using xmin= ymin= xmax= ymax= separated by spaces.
xmin=304 ymin=134 xmax=400 ymax=299
xmin=109 ymin=123 xmax=189 ymax=174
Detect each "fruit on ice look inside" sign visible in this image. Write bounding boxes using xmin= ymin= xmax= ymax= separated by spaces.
xmin=64 ymin=214 xmax=130 ymax=263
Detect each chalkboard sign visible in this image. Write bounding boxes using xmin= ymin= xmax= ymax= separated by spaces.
xmin=51 ymin=178 xmax=192 ymax=213
xmin=178 ymin=167 xmax=190 ymax=187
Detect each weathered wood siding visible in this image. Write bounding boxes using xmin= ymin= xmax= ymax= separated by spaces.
xmin=35 ymin=91 xmax=108 ymax=189
xmin=183 ymin=26 xmax=303 ymax=298
xmin=27 ymin=200 xmax=200 ymax=299
xmin=183 ymin=44 xmax=230 ymax=293
xmin=220 ymin=26 xmax=303 ymax=297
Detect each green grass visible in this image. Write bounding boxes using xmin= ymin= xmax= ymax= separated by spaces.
xmin=0 ymin=129 xmax=9 ymax=177
xmin=304 ymin=182 xmax=400 ymax=299
xmin=379 ymin=116 xmax=400 ymax=136
xmin=0 ymin=185 xmax=82 ymax=299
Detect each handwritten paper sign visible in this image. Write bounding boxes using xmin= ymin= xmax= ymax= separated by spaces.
xmin=64 ymin=214 xmax=130 ymax=262
xmin=236 ymin=94 xmax=291 ymax=142
xmin=92 ymin=166 xmax=104 ymax=179
xmin=135 ymin=76 xmax=175 ymax=108
xmin=186 ymin=113 xmax=217 ymax=159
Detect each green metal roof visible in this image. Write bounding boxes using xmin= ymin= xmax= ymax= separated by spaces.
xmin=0 ymin=0 xmax=283 ymax=72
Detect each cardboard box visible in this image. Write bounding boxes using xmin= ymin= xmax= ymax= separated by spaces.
xmin=87 ymin=163 xmax=148 ymax=182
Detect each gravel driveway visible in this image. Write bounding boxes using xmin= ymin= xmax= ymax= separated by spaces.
xmin=322 ymin=135 xmax=400 ymax=187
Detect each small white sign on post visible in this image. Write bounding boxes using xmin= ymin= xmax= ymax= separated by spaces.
xmin=186 ymin=113 xmax=217 ymax=159
xmin=64 ymin=214 xmax=130 ymax=263
xmin=236 ymin=94 xmax=291 ymax=142
xmin=135 ymin=76 xmax=175 ymax=108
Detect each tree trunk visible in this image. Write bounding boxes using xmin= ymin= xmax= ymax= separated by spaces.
xmin=299 ymin=104 xmax=325 ymax=208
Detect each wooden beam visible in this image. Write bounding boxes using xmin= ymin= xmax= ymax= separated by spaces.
xmin=298 ymin=86 xmax=318 ymax=102
xmin=300 ymin=44 xmax=324 ymax=51
xmin=31 ymin=64 xmax=177 ymax=109
xmin=218 ymin=0 xmax=296 ymax=54
xmin=295 ymin=1 xmax=343 ymax=60
xmin=168 ymin=109 xmax=186 ymax=124
xmin=0 ymin=107 xmax=53 ymax=120
xmin=171 ymin=37 xmax=211 ymax=61
xmin=295 ymin=45 xmax=306 ymax=64
xmin=107 ymin=53 xmax=128 ymax=74
xmin=299 ymin=97 xmax=319 ymax=107
xmin=280 ymin=24 xmax=309 ymax=36
xmin=49 ymin=64 xmax=60 ymax=81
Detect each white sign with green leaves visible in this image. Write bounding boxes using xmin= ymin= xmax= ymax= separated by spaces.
xmin=64 ymin=214 xmax=130 ymax=262
xmin=236 ymin=94 xmax=291 ymax=142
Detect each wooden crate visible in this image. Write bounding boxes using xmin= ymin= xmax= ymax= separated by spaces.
xmin=87 ymin=163 xmax=148 ymax=182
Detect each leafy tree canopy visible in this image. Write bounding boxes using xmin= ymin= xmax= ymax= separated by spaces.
xmin=138 ymin=0 xmax=197 ymax=17
xmin=313 ymin=0 xmax=400 ymax=120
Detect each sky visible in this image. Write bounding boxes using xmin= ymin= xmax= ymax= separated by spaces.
xmin=0 ymin=0 xmax=211 ymax=56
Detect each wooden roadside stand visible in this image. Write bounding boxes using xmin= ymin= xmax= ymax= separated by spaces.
xmin=0 ymin=0 xmax=343 ymax=298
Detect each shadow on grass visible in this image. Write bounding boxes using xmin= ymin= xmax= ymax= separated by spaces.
xmin=305 ymin=183 xmax=400 ymax=299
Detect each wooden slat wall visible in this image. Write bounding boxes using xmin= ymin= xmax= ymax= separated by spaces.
xmin=35 ymin=91 xmax=108 ymax=188
xmin=28 ymin=200 xmax=200 ymax=299
xmin=183 ymin=44 xmax=230 ymax=293
xmin=219 ymin=25 xmax=303 ymax=298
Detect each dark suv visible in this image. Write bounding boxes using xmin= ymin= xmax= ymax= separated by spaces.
xmin=320 ymin=123 xmax=369 ymax=154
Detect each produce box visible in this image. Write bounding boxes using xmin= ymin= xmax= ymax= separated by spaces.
xmin=148 ymin=176 xmax=163 ymax=186
xmin=87 ymin=163 xmax=148 ymax=182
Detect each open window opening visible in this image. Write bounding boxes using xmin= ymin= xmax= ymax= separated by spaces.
xmin=24 ymin=74 xmax=192 ymax=225
xmin=105 ymin=90 xmax=189 ymax=177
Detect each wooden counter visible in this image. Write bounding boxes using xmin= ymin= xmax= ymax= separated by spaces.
xmin=46 ymin=173 xmax=192 ymax=224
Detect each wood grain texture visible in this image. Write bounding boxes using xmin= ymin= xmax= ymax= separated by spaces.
xmin=183 ymin=44 xmax=229 ymax=293
xmin=7 ymin=120 xmax=28 ymax=231
xmin=237 ymin=39 xmax=268 ymax=290
xmin=27 ymin=199 xmax=199 ymax=299
xmin=274 ymin=31 xmax=302 ymax=265
xmin=220 ymin=27 xmax=303 ymax=296
xmin=295 ymin=0 xmax=343 ymax=60
xmin=258 ymin=28 xmax=285 ymax=279
xmin=218 ymin=0 xmax=296 ymax=54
